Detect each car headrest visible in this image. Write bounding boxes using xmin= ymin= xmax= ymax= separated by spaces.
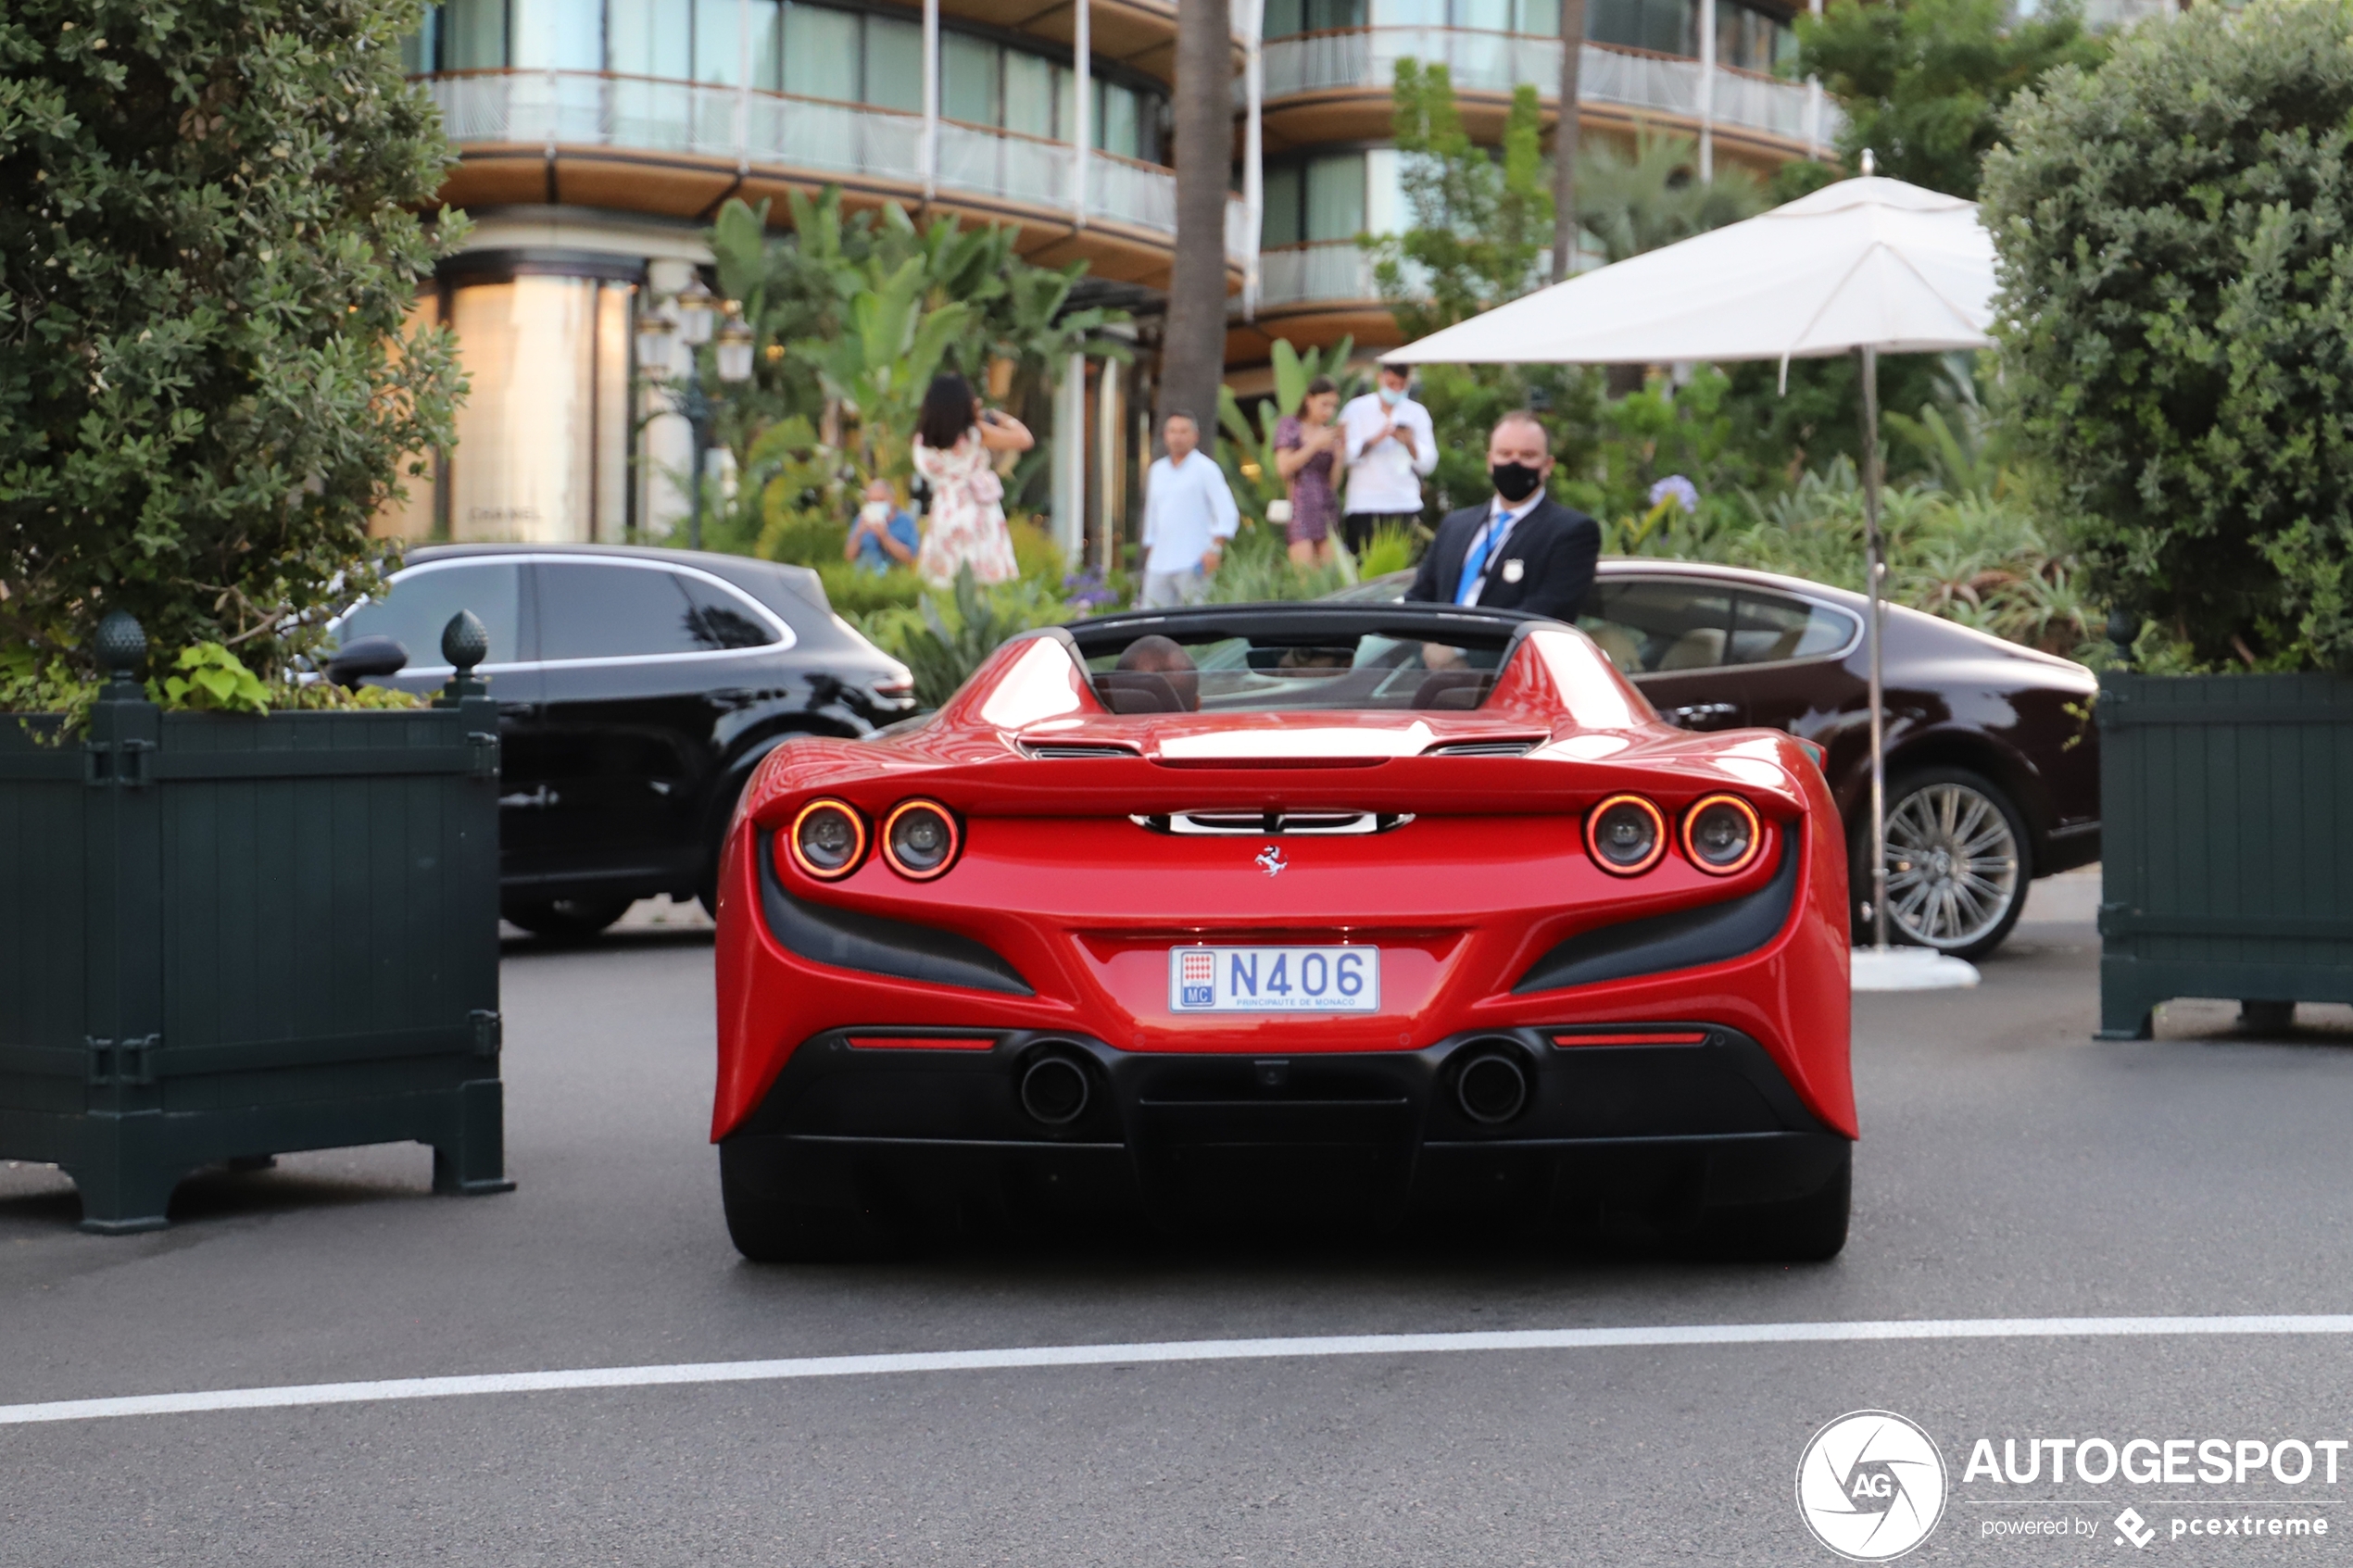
xmin=1410 ymin=671 xmax=1492 ymax=710
xmin=1095 ymin=671 xmax=1187 ymax=714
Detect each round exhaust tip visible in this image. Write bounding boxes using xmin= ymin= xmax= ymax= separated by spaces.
xmin=1019 ymin=1054 xmax=1091 ymax=1125
xmin=1456 ymin=1049 xmax=1529 ymax=1125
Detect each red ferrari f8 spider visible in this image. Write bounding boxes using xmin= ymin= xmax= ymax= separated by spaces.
xmin=712 ymin=603 xmax=1854 ymax=1260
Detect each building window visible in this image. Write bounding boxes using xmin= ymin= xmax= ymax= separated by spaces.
xmin=1264 ymin=0 xmax=1366 ymax=35
xmin=861 ymin=11 xmax=925 ymax=111
xmin=441 ymin=0 xmax=508 ymax=69
xmin=1263 ymin=150 xmax=1369 ymax=248
xmin=610 ymin=0 xmax=691 ymax=79
xmin=941 ymin=30 xmax=1002 ymax=125
xmin=512 ymin=0 xmax=605 ymax=69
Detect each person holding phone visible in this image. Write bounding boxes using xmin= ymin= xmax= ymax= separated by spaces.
xmin=912 ymin=373 xmax=1032 ymax=588
xmin=844 ymin=477 xmax=920 ymax=574
xmin=1273 ymin=375 xmax=1344 ymax=569
xmin=1339 ymin=362 xmax=1439 ymax=558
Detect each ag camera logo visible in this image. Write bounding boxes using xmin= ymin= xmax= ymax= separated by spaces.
xmin=1796 ymin=1410 xmax=1948 ymax=1561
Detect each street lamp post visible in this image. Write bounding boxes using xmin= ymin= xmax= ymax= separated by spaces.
xmin=635 ymin=275 xmax=753 ymax=551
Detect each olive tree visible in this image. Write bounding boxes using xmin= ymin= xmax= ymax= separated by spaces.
xmin=1982 ymin=0 xmax=2353 ymax=670
xmin=0 ymin=0 xmax=463 ymax=703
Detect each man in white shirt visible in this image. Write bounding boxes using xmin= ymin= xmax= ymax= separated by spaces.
xmin=1338 ymin=363 xmax=1439 ymax=558
xmin=1138 ymin=411 xmax=1240 ymax=608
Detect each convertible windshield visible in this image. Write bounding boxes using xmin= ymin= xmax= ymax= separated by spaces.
xmin=1083 ymin=629 xmax=1505 ymax=714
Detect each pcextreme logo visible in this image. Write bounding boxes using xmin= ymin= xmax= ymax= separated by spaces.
xmin=1797 ymin=1410 xmax=1951 ymax=1561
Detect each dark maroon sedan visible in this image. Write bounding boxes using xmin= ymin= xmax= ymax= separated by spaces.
xmin=1334 ymin=559 xmax=2099 ymax=958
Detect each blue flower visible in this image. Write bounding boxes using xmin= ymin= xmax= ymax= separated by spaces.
xmin=1648 ymin=475 xmax=1700 ymax=515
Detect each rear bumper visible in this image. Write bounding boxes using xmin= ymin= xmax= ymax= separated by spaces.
xmin=720 ymin=1023 xmax=1849 ymax=1225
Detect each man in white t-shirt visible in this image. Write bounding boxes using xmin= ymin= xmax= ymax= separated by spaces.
xmin=1138 ymin=410 xmax=1240 ymax=608
xmin=1338 ymin=362 xmax=1439 ymax=558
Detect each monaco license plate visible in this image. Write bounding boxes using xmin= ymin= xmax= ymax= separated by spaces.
xmin=1167 ymin=946 xmax=1380 ymax=1013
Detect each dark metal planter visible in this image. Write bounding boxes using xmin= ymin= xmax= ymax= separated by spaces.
xmin=0 ymin=624 xmax=510 ymax=1232
xmin=2096 ymin=671 xmax=2353 ymax=1039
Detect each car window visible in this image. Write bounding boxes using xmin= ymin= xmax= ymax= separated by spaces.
xmin=679 ymin=574 xmax=781 ymax=649
xmin=339 ymin=561 xmax=524 ymax=668
xmin=538 ymin=562 xmax=738 ymax=660
xmin=1730 ymin=591 xmax=1857 ymax=664
xmin=1578 ymin=581 xmax=1733 ymax=674
xmin=1079 ymin=628 xmax=1507 ymax=713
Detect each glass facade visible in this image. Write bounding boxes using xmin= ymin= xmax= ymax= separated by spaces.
xmin=1263 ymin=0 xmax=1794 ymax=72
xmin=409 ymin=0 xmax=1165 ymax=161
xmin=377 ymin=276 xmax=635 ymax=545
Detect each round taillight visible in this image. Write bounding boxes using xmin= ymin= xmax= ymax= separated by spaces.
xmin=786 ymin=798 xmax=866 ymax=880
xmin=1586 ymin=794 xmax=1667 ymax=876
xmin=1683 ymin=793 xmax=1764 ymax=875
xmin=882 ymin=799 xmax=961 ymax=880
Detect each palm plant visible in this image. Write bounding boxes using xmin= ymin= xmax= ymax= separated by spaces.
xmin=1575 ymin=124 xmax=1767 ymax=266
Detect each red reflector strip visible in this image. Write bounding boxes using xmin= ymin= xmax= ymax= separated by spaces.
xmin=846 ymin=1035 xmax=998 ymax=1051
xmin=1552 ymin=1032 xmax=1709 ymax=1047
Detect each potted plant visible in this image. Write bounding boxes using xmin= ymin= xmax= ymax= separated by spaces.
xmin=0 ymin=0 xmax=505 ymax=1227
xmin=1982 ymin=0 xmax=2353 ymax=1039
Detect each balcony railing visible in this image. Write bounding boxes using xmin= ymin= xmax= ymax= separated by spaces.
xmin=1257 ymin=242 xmax=1380 ymax=310
xmin=426 ymin=71 xmax=1248 ymax=261
xmin=1254 ymin=30 xmax=1843 ymax=146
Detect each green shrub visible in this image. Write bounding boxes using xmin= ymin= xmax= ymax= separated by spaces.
xmin=0 ymin=0 xmax=462 ymax=704
xmin=1358 ymin=523 xmax=1421 ymax=579
xmin=857 ymin=569 xmax=1076 ymax=709
xmin=816 ymin=561 xmax=924 ymax=618
xmin=1983 ymin=0 xmax=2353 ymax=670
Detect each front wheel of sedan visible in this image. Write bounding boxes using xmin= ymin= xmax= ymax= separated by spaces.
xmin=1854 ymin=767 xmax=2031 ymax=960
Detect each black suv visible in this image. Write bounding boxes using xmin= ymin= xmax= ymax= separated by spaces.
xmin=333 ymin=544 xmax=916 ymax=937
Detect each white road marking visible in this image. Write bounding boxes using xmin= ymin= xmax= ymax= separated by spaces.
xmin=6 ymin=1314 xmax=2353 ymax=1427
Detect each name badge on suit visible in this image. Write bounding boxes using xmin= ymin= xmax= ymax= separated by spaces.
xmin=1500 ymin=558 xmax=1525 ymax=584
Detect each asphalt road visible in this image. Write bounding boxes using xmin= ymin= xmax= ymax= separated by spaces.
xmin=7 ymin=872 xmax=2353 ymax=1566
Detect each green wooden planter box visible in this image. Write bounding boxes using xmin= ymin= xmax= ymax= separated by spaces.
xmin=2097 ymin=671 xmax=2353 ymax=1039
xmin=0 ymin=664 xmax=510 ymax=1232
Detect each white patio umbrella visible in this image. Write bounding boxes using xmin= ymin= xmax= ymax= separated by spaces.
xmin=1387 ymin=167 xmax=1996 ymax=986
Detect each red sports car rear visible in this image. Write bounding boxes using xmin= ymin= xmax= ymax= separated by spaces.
xmin=712 ymin=605 xmax=1854 ymax=1260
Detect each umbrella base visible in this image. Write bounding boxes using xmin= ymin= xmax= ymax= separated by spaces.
xmin=1850 ymin=946 xmax=1982 ymax=992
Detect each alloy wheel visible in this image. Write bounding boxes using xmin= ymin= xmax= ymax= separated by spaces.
xmin=1881 ymin=781 xmax=2020 ymax=952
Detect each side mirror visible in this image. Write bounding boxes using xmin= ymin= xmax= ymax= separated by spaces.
xmin=327 ymin=634 xmax=409 ymax=689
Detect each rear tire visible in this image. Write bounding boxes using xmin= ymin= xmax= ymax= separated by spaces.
xmin=1853 ymin=766 xmax=2031 ymax=960
xmin=720 ymin=1146 xmax=889 ymax=1262
xmin=1694 ymin=1146 xmax=1851 ymax=1261
xmin=501 ymin=897 xmax=633 ymax=941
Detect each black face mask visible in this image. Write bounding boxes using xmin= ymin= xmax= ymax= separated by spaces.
xmin=1490 ymin=461 xmax=1543 ymax=503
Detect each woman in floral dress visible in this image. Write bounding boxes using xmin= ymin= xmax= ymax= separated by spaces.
xmin=1273 ymin=376 xmax=1343 ymax=569
xmin=912 ymin=372 xmax=1032 ymax=588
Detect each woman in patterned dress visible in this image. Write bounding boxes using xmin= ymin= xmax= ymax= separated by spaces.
xmin=1273 ymin=376 xmax=1343 ymax=569
xmin=911 ymin=372 xmax=1032 ymax=588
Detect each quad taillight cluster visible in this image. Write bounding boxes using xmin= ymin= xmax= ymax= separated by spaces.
xmin=1584 ymin=792 xmax=1764 ymax=878
xmin=782 ymin=797 xmax=962 ymax=883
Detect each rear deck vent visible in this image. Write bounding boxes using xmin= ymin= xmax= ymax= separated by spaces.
xmin=1021 ymin=741 xmax=1141 ymax=759
xmin=1423 ymin=738 xmax=1541 ymax=758
xmin=1132 ymin=809 xmax=1415 ymax=835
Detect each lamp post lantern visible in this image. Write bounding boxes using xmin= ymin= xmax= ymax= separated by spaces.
xmin=635 ymin=282 xmax=753 ymax=552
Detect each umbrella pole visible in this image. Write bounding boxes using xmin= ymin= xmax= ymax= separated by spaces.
xmin=1858 ymin=344 xmax=1890 ymax=951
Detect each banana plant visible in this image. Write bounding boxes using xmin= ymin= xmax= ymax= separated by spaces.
xmin=1214 ymin=336 xmax=1364 ymax=526
xmin=798 ymin=257 xmax=972 ymax=483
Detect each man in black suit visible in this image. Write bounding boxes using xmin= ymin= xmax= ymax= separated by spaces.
xmin=1404 ymin=410 xmax=1600 ymax=623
